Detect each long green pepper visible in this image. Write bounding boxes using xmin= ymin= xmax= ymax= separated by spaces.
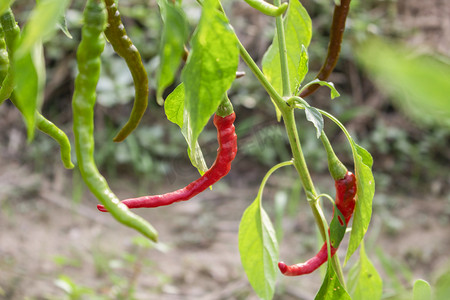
xmin=103 ymin=0 xmax=149 ymax=143
xmin=0 ymin=24 xmax=8 ymax=85
xmin=72 ymin=0 xmax=158 ymax=242
xmin=0 ymin=7 xmax=74 ymax=169
xmin=0 ymin=8 xmax=19 ymax=105
xmin=36 ymin=112 xmax=74 ymax=169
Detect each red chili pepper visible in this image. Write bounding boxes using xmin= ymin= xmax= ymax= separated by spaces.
xmin=97 ymin=112 xmax=237 ymax=211
xmin=278 ymin=171 xmax=356 ymax=276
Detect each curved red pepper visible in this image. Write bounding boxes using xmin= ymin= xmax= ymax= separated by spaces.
xmin=98 ymin=112 xmax=237 ymax=211
xmin=278 ymin=171 xmax=356 ymax=276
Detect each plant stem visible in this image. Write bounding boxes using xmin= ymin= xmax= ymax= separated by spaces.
xmin=273 ymin=0 xmax=290 ymax=96
xmin=237 ymin=39 xmax=284 ymax=106
xmin=237 ymin=11 xmax=346 ymax=285
xmin=280 ymin=108 xmax=323 ymax=231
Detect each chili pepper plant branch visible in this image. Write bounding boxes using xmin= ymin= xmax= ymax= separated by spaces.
xmin=231 ymin=3 xmax=346 ymax=281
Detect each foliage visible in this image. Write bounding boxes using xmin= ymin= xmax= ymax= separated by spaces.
xmin=1 ymin=0 xmax=448 ymax=299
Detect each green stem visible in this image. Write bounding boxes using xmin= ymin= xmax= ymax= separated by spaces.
xmin=314 ymin=200 xmax=346 ymax=288
xmin=273 ymin=0 xmax=290 ymax=96
xmin=237 ymin=39 xmax=283 ymax=106
xmin=280 ymin=108 xmax=324 ymax=234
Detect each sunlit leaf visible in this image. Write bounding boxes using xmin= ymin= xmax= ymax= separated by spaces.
xmin=156 ymin=0 xmax=188 ymax=103
xmin=262 ymin=0 xmax=311 ymax=100
xmin=357 ymin=38 xmax=450 ymax=126
xmin=300 ymin=79 xmax=340 ymax=99
xmin=12 ymin=42 xmax=45 ymax=141
xmin=239 ymin=199 xmax=279 ymax=300
xmin=239 ymin=161 xmax=292 ymax=300
xmin=16 ymin=0 xmax=71 ymax=57
xmin=413 ymin=279 xmax=431 ymax=300
xmin=181 ymin=0 xmax=239 ymax=152
xmin=165 ymin=83 xmax=208 ymax=173
xmin=347 ymin=242 xmax=382 ymax=300
xmin=304 ymin=106 xmax=324 ymax=138
xmin=315 ymin=263 xmax=351 ymax=300
xmin=346 ymin=143 xmax=375 ymax=262
xmin=329 ymin=205 xmax=346 ymax=248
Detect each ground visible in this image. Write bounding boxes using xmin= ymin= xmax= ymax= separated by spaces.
xmin=1 ymin=150 xmax=449 ymax=299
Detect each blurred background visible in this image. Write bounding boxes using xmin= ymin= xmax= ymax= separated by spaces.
xmin=0 ymin=0 xmax=449 ymax=299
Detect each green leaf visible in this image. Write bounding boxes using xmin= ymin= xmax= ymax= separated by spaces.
xmin=262 ymin=0 xmax=312 ymax=97
xmin=346 ymin=143 xmax=375 ymax=262
xmin=239 ymin=199 xmax=279 ymax=300
xmin=165 ymin=83 xmax=185 ymax=127
xmin=329 ymin=205 xmax=346 ymax=248
xmin=164 ymin=83 xmax=208 ymax=173
xmin=304 ymin=106 xmax=324 ymax=138
xmin=413 ymin=279 xmax=431 ymax=300
xmin=317 ymin=110 xmax=375 ymax=263
xmin=0 ymin=0 xmax=14 ymax=16
xmin=12 ymin=42 xmax=45 ymax=141
xmin=181 ymin=0 xmax=239 ymax=152
xmin=435 ymin=270 xmax=450 ymax=300
xmin=347 ymin=242 xmax=382 ymax=300
xmin=239 ymin=161 xmax=292 ymax=300
xmin=16 ymin=0 xmax=71 ymax=58
xmin=315 ymin=263 xmax=351 ymax=300
xmin=295 ymin=45 xmax=309 ymax=92
xmin=300 ymin=79 xmax=340 ymax=99
xmin=357 ymin=38 xmax=450 ymax=126
xmin=156 ymin=0 xmax=188 ymax=104
xmin=57 ymin=13 xmax=72 ymax=39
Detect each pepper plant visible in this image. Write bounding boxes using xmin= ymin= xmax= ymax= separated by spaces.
xmin=0 ymin=0 xmax=387 ymax=298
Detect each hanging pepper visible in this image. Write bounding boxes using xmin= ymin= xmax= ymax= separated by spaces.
xmin=0 ymin=24 xmax=8 ymax=85
xmin=103 ymin=0 xmax=149 ymax=142
xmin=0 ymin=8 xmax=20 ymax=105
xmin=72 ymin=0 xmax=157 ymax=242
xmin=98 ymin=109 xmax=237 ymax=211
xmin=278 ymin=132 xmax=356 ymax=276
xmin=278 ymin=171 xmax=356 ymax=276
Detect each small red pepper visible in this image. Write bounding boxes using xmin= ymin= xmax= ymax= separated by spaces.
xmin=278 ymin=171 xmax=356 ymax=276
xmin=98 ymin=112 xmax=237 ymax=211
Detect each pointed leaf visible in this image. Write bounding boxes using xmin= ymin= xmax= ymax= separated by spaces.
xmin=12 ymin=42 xmax=45 ymax=141
xmin=329 ymin=205 xmax=346 ymax=248
xmin=164 ymin=83 xmax=208 ymax=173
xmin=239 ymin=198 xmax=279 ymax=300
xmin=347 ymin=242 xmax=382 ymax=300
xmin=346 ymin=143 xmax=375 ymax=262
xmin=165 ymin=83 xmax=185 ymax=127
xmin=315 ymin=263 xmax=351 ymax=300
xmin=181 ymin=0 xmax=239 ymax=151
xmin=16 ymin=0 xmax=71 ymax=57
xmin=304 ymin=106 xmax=324 ymax=138
xmin=239 ymin=161 xmax=292 ymax=300
xmin=262 ymin=0 xmax=312 ymax=96
xmin=300 ymin=79 xmax=340 ymax=99
xmin=156 ymin=0 xmax=188 ymax=103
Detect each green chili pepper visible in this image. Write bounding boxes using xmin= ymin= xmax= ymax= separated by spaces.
xmin=243 ymin=0 xmax=288 ymax=17
xmin=0 ymin=24 xmax=8 ymax=85
xmin=36 ymin=112 xmax=74 ymax=169
xmin=72 ymin=0 xmax=158 ymax=242
xmin=0 ymin=7 xmax=19 ymax=105
xmin=103 ymin=0 xmax=149 ymax=143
